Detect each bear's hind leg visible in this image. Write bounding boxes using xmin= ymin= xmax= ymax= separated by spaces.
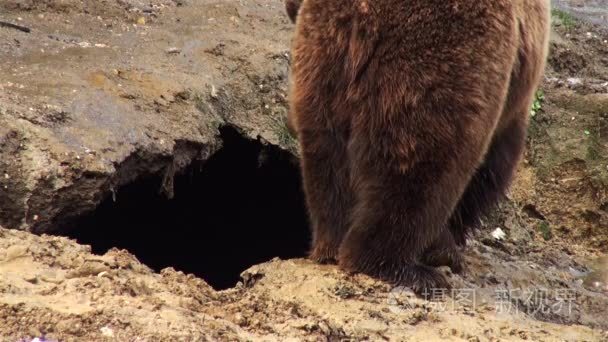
xmin=448 ymin=21 xmax=549 ymax=245
xmin=448 ymin=119 xmax=527 ymax=246
xmin=300 ymin=129 xmax=353 ymax=264
xmin=337 ymin=132 xmax=482 ymax=293
xmin=337 ymin=162 xmax=452 ymax=293
xmin=337 ymin=76 xmax=514 ymax=293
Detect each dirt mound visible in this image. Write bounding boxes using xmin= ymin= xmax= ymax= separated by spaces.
xmin=0 ymin=226 xmax=606 ymax=341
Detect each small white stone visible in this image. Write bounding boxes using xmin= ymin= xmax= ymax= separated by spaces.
xmin=100 ymin=326 xmax=114 ymax=337
xmin=491 ymin=228 xmax=506 ymax=240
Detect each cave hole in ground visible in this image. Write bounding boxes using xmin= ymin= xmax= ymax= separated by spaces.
xmin=63 ymin=126 xmax=311 ymax=290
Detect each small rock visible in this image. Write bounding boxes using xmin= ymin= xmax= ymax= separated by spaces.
xmin=100 ymin=326 xmax=114 ymax=337
xmin=154 ymin=98 xmax=169 ymax=107
xmin=241 ymin=269 xmax=264 ymax=287
xmin=23 ymin=274 xmax=38 ymax=284
xmin=491 ymin=228 xmax=506 ymax=241
xmin=166 ymin=47 xmax=181 ymax=54
xmin=234 ymin=313 xmax=248 ymax=326
xmin=4 ymin=245 xmax=28 ymax=261
xmin=318 ymin=321 xmax=331 ymax=335
xmin=97 ymin=271 xmax=112 ymax=279
xmin=67 ymin=260 xmax=110 ymax=278
xmin=566 ymin=77 xmax=582 ymax=88
xmin=175 ymin=90 xmax=190 ymax=100
xmin=210 ymin=85 xmax=218 ymax=98
xmin=40 ymin=271 xmax=64 ymax=284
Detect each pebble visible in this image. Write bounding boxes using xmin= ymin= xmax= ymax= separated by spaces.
xmin=23 ymin=274 xmax=38 ymax=284
xmin=166 ymin=47 xmax=181 ymax=54
xmin=4 ymin=245 xmax=28 ymax=261
xmin=491 ymin=228 xmax=506 ymax=241
xmin=40 ymin=271 xmax=64 ymax=284
xmin=234 ymin=313 xmax=247 ymax=326
xmin=97 ymin=271 xmax=112 ymax=279
xmin=67 ymin=260 xmax=110 ymax=278
xmin=100 ymin=326 xmax=114 ymax=337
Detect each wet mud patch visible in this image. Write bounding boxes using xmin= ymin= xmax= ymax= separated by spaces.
xmin=61 ymin=126 xmax=310 ymax=290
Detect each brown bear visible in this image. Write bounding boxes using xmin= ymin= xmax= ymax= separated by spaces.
xmin=285 ymin=0 xmax=550 ymax=292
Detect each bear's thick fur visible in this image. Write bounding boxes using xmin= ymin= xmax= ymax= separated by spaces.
xmin=286 ymin=0 xmax=550 ymax=292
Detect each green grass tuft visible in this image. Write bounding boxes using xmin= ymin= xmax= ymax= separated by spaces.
xmin=538 ymin=221 xmax=553 ymax=241
xmin=586 ymin=128 xmax=601 ymax=161
xmin=552 ymin=9 xmax=577 ymax=30
xmin=530 ymin=89 xmax=545 ymax=118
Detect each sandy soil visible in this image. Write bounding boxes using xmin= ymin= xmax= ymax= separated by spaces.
xmin=0 ymin=226 xmax=606 ymax=341
xmin=0 ymin=1 xmax=607 ymax=341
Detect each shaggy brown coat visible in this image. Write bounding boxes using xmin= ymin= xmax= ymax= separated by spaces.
xmin=285 ymin=0 xmax=550 ymax=292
